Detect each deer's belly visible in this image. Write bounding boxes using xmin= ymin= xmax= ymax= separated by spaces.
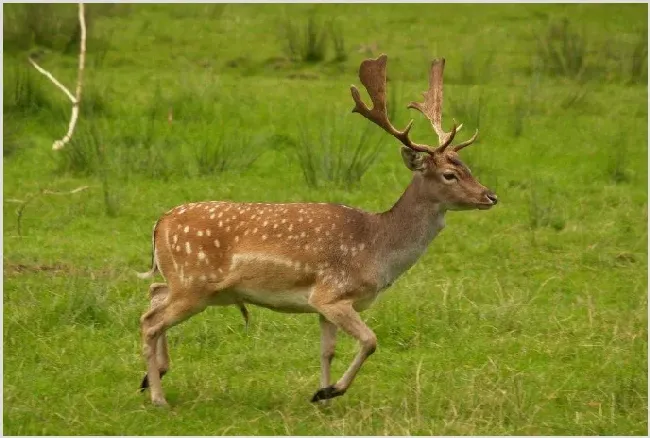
xmin=233 ymin=287 xmax=316 ymax=313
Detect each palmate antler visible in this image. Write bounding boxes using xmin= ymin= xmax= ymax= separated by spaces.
xmin=351 ymin=54 xmax=478 ymax=155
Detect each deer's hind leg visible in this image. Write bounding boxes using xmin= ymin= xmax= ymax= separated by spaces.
xmin=140 ymin=283 xmax=171 ymax=392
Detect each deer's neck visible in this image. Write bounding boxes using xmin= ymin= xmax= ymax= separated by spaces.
xmin=374 ymin=174 xmax=446 ymax=287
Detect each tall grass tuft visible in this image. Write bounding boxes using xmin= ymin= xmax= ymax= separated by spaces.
xmin=3 ymin=117 xmax=23 ymax=158
xmin=606 ymin=132 xmax=632 ymax=184
xmin=281 ymin=14 xmax=328 ymax=63
xmin=629 ymin=27 xmax=648 ymax=84
xmin=329 ymin=19 xmax=347 ymax=63
xmin=3 ymin=3 xmax=124 ymax=55
xmin=192 ymin=123 xmax=266 ymax=176
xmin=3 ymin=62 xmax=58 ymax=117
xmin=294 ymin=108 xmax=385 ymax=188
xmin=536 ymin=17 xmax=587 ymax=79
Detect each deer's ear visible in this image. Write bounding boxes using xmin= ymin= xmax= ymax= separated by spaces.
xmin=401 ymin=147 xmax=428 ymax=172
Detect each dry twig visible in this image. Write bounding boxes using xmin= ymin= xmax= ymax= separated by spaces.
xmin=28 ymin=3 xmax=86 ymax=151
xmin=9 ymin=185 xmax=90 ymax=236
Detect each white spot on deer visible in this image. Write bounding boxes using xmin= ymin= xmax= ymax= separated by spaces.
xmin=281 ymin=219 xmax=287 ymax=224
xmin=185 ymin=242 xmax=192 ymax=254
xmin=276 ymin=233 xmax=283 ymax=238
xmin=298 ymin=217 xmax=304 ymax=223
xmin=209 ymin=208 xmax=215 ymax=213
xmin=253 ymin=228 xmax=258 ymax=234
xmin=218 ymin=268 xmax=224 ymax=274
xmin=325 ymin=231 xmax=331 ymax=237
xmin=206 ymin=229 xmax=212 ymax=237
xmin=175 ymin=245 xmax=181 ymax=252
xmin=273 ymin=224 xmax=278 ymax=229
xmin=173 ymin=234 xmax=178 ymax=244
xmin=359 ymin=243 xmax=365 ymax=251
xmin=262 ymin=234 xmax=267 ymax=241
xmin=288 ymin=224 xmax=294 ymax=232
xmin=197 ymin=230 xmax=203 ymax=237
xmin=308 ymin=218 xmax=313 ymax=224
xmin=217 ymin=211 xmax=223 ymax=218
xmin=304 ymin=244 xmax=310 ymax=250
xmin=226 ymin=226 xmax=231 ymax=232
xmin=315 ymin=227 xmax=321 ymax=233
xmin=184 ymin=226 xmax=189 ymax=233
xmin=244 ymin=229 xmax=250 ymax=236
xmin=300 ymin=231 xmax=306 ymax=238
xmin=234 ymin=236 xmax=240 ymax=243
xmin=218 ymin=221 xmax=223 ymax=227
xmin=340 ymin=244 xmax=348 ymax=254
xmin=331 ymin=223 xmax=336 ymax=230
xmin=198 ymin=250 xmax=206 ymax=260
xmin=263 ymin=221 xmax=268 ymax=227
xmin=214 ymin=239 xmax=221 ymax=248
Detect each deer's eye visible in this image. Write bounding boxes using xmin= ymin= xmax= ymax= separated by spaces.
xmin=443 ymin=172 xmax=457 ymax=181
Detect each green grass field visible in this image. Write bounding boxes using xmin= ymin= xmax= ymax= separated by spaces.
xmin=3 ymin=4 xmax=648 ymax=435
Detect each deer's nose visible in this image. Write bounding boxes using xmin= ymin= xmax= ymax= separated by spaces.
xmin=486 ymin=192 xmax=498 ymax=205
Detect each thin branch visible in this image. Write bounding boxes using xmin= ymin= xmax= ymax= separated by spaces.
xmin=10 ymin=185 xmax=91 ymax=237
xmin=28 ymin=2 xmax=86 ymax=151
xmin=27 ymin=57 xmax=76 ymax=103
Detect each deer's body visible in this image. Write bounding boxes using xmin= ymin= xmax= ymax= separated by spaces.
xmin=139 ymin=54 xmax=498 ymax=406
xmin=144 ymin=177 xmax=445 ymax=315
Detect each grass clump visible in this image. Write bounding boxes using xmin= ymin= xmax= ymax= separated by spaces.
xmin=192 ymin=123 xmax=266 ymax=176
xmin=280 ymin=14 xmax=348 ymax=64
xmin=536 ymin=17 xmax=588 ymax=80
xmin=628 ymin=27 xmax=648 ymax=84
xmin=294 ymin=108 xmax=385 ymax=188
xmin=282 ymin=14 xmax=328 ymax=63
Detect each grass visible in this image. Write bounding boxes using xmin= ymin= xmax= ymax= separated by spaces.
xmin=3 ymin=3 xmax=648 ymax=436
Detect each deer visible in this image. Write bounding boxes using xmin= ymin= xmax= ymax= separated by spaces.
xmin=137 ymin=54 xmax=498 ymax=407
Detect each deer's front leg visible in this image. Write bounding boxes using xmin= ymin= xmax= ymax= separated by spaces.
xmin=319 ymin=314 xmax=338 ymax=389
xmin=309 ymin=294 xmax=377 ymax=402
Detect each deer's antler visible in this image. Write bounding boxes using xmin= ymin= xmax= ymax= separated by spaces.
xmin=407 ymin=58 xmax=479 ymax=153
xmin=350 ymin=55 xmax=457 ymax=155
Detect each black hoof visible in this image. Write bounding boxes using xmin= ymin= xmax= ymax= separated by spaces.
xmin=139 ymin=370 xmax=166 ymax=392
xmin=310 ymin=385 xmax=345 ymax=402
xmin=140 ymin=374 xmax=149 ymax=392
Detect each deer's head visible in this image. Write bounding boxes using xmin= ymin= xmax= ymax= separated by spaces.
xmin=351 ymin=55 xmax=497 ymax=211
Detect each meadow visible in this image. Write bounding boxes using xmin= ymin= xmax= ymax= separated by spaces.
xmin=3 ymin=3 xmax=648 ymax=435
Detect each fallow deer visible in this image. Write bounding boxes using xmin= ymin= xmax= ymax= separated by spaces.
xmin=137 ymin=54 xmax=497 ymax=406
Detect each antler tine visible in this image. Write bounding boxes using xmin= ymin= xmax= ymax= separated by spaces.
xmin=434 ymin=120 xmax=459 ymax=154
xmin=453 ymin=128 xmax=479 ymax=152
xmin=351 ymin=54 xmax=435 ymax=155
xmin=408 ymin=58 xmax=474 ymax=150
